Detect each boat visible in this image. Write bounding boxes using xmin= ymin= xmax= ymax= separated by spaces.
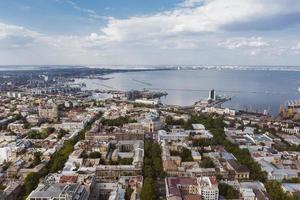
xmin=298 ymin=87 xmax=300 ymax=92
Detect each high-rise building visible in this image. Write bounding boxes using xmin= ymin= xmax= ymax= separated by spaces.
xmin=208 ymin=89 xmax=216 ymax=100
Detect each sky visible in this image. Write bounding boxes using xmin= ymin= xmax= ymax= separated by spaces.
xmin=1 ymin=0 xmax=300 ymax=66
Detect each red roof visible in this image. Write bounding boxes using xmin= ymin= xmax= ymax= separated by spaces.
xmin=59 ymin=175 xmax=78 ymax=183
xmin=209 ymin=176 xmax=218 ymax=185
xmin=167 ymin=177 xmax=198 ymax=187
xmin=183 ymin=194 xmax=202 ymax=200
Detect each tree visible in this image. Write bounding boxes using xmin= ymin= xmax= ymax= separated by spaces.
xmin=27 ymin=130 xmax=41 ymax=139
xmin=193 ymin=138 xmax=212 ymax=147
xmin=143 ymin=141 xmax=163 ymax=178
xmin=219 ymin=183 xmax=239 ymax=199
xmin=0 ymin=184 xmax=6 ymax=191
xmin=143 ymin=165 xmax=154 ymax=178
xmin=186 ymin=114 xmax=268 ymax=182
xmin=265 ymin=181 xmax=297 ymax=200
xmin=165 ymin=115 xmax=184 ymax=126
xmin=125 ymin=187 xmax=134 ymax=200
xmin=57 ymin=129 xmax=68 ymax=139
xmin=28 ymin=127 xmax=55 ymax=139
xmin=49 ymin=156 xmax=66 ymax=173
xmin=32 ymin=152 xmax=42 ymax=167
xmin=101 ymin=116 xmax=137 ymax=127
xmin=45 ymin=127 xmax=55 ymax=134
xmin=153 ymin=157 xmax=163 ymax=177
xmin=140 ymin=178 xmax=156 ymax=200
xmin=118 ymin=157 xmax=133 ymax=165
xmin=141 ymin=140 xmax=163 ymax=198
xmin=180 ymin=147 xmax=193 ymax=162
xmin=24 ymin=172 xmax=40 ymax=196
xmin=80 ymin=150 xmax=88 ymax=159
xmin=200 ymin=157 xmax=215 ymax=168
xmin=89 ymin=151 xmax=101 ymax=159
xmin=283 ymin=178 xmax=300 ymax=183
xmin=170 ymin=150 xmax=180 ymax=156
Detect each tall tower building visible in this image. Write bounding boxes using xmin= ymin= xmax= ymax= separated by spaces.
xmin=208 ymin=89 xmax=216 ymax=100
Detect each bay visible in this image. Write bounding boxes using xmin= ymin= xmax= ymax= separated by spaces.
xmin=75 ymin=69 xmax=300 ymax=116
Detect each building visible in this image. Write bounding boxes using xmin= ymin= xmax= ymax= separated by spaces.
xmin=202 ymin=107 xmax=236 ymax=116
xmin=197 ymin=177 xmax=219 ymax=200
xmin=166 ymin=177 xmax=200 ymax=200
xmin=281 ymin=127 xmax=300 ymax=134
xmin=85 ymin=129 xmax=144 ymax=142
xmin=158 ymin=130 xmax=190 ymax=143
xmin=239 ymin=181 xmax=270 ymax=200
xmin=135 ymin=98 xmax=159 ymax=105
xmin=140 ymin=111 xmax=162 ymax=132
xmin=38 ymin=100 xmax=59 ymax=122
xmin=7 ymin=121 xmax=25 ymax=134
xmin=165 ymin=177 xmax=219 ymax=200
xmin=257 ymin=159 xmax=298 ymax=180
xmin=19 ymin=163 xmax=47 ymax=180
xmin=95 ymin=165 xmax=142 ymax=181
xmin=226 ymin=159 xmax=250 ymax=180
xmin=208 ymin=90 xmax=216 ymax=101
xmin=27 ymin=183 xmax=89 ymax=200
xmin=114 ymin=140 xmax=144 ymax=168
xmin=282 ymin=183 xmax=300 ymax=199
xmin=0 ymin=182 xmax=23 ymax=200
xmin=0 ymin=147 xmax=11 ymax=164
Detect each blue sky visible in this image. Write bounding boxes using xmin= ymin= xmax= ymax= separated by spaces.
xmin=1 ymin=0 xmax=300 ymax=66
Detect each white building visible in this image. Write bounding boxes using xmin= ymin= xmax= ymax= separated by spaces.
xmin=240 ymin=188 xmax=256 ymax=200
xmin=135 ymin=98 xmax=159 ymax=105
xmin=258 ymin=159 xmax=298 ymax=180
xmin=0 ymin=147 xmax=11 ymax=164
xmin=202 ymin=107 xmax=236 ymax=116
xmin=27 ymin=183 xmax=89 ymax=200
xmin=282 ymin=127 xmax=300 ymax=134
xmin=165 ymin=176 xmax=218 ymax=200
xmin=197 ymin=177 xmax=219 ymax=200
xmin=157 ymin=130 xmax=190 ymax=143
xmin=140 ymin=111 xmax=161 ymax=132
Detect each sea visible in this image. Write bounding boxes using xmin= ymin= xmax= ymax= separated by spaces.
xmin=75 ymin=69 xmax=300 ymax=116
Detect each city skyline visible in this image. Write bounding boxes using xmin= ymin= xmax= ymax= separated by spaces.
xmin=1 ymin=0 xmax=300 ymax=66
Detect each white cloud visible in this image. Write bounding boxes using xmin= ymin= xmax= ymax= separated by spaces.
xmin=1 ymin=0 xmax=300 ymax=65
xmin=292 ymin=43 xmax=300 ymax=50
xmin=19 ymin=5 xmax=32 ymax=11
xmin=95 ymin=0 xmax=300 ymax=45
xmin=0 ymin=23 xmax=41 ymax=48
xmin=0 ymin=23 xmax=37 ymax=39
xmin=291 ymin=43 xmax=300 ymax=54
xmin=218 ymin=37 xmax=269 ymax=49
xmin=178 ymin=0 xmax=204 ymax=8
xmin=56 ymin=0 xmax=105 ymax=20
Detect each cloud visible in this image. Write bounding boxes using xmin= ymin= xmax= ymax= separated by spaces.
xmin=95 ymin=0 xmax=300 ymax=46
xmin=56 ymin=0 xmax=105 ymax=20
xmin=218 ymin=37 xmax=269 ymax=50
xmin=1 ymin=0 xmax=300 ymax=65
xmin=0 ymin=23 xmax=40 ymax=48
xmin=19 ymin=5 xmax=32 ymax=11
xmin=178 ymin=0 xmax=204 ymax=8
xmin=292 ymin=43 xmax=300 ymax=50
xmin=291 ymin=43 xmax=300 ymax=54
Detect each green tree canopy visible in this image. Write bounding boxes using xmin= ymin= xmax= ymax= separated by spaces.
xmin=140 ymin=178 xmax=156 ymax=200
xmin=24 ymin=172 xmax=40 ymax=196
